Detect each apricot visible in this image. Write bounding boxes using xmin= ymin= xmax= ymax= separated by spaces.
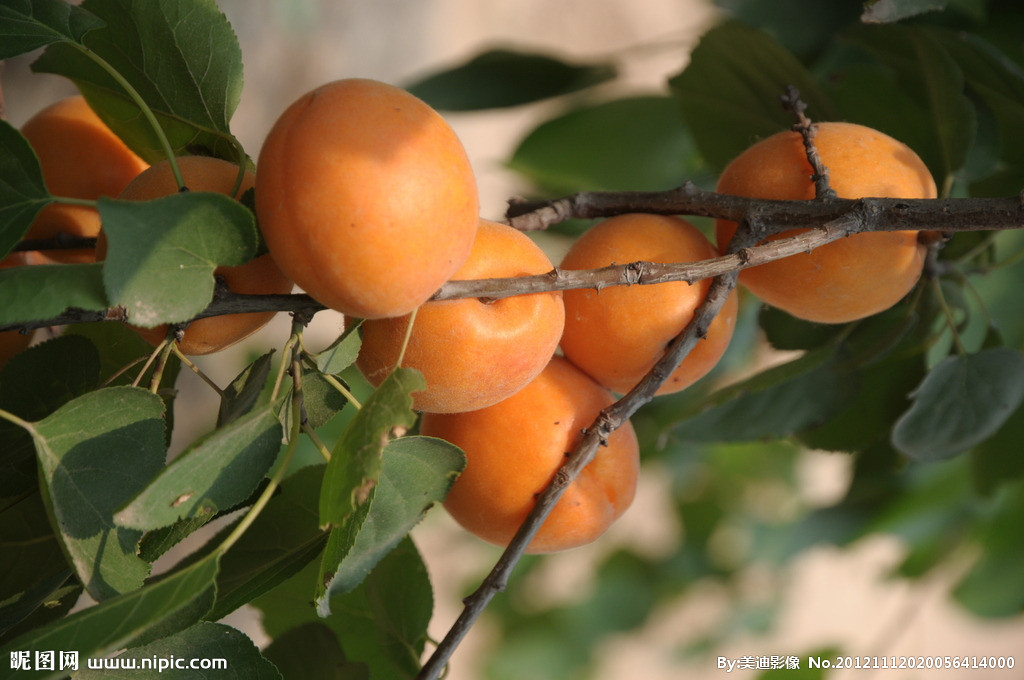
xmin=559 ymin=213 xmax=738 ymax=396
xmin=110 ymin=156 xmax=293 ymax=355
xmin=20 ymin=95 xmax=148 ymax=263
xmin=355 ymin=219 xmax=564 ymax=413
xmin=715 ymin=122 xmax=936 ymax=324
xmin=0 ymin=253 xmax=34 ymax=368
xmin=254 ymin=78 xmax=479 ymax=319
xmin=420 ymin=356 xmax=639 ymax=553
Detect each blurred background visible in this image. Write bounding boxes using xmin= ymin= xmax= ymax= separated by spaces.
xmin=5 ymin=1 xmax=1024 ymax=678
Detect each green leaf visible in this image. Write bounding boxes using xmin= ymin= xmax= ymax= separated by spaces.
xmin=314 ymin=324 xmax=362 ymax=376
xmin=405 ymin=48 xmax=616 ymax=111
xmin=508 ymin=96 xmax=704 ymax=195
xmin=31 ymin=0 xmax=244 ymax=163
xmin=842 ymin=24 xmax=975 ymax=187
xmin=971 ymin=399 xmax=1024 ymax=495
xmin=219 ymin=350 xmax=275 ymax=426
xmin=327 ymin=536 xmax=433 ymax=680
xmin=316 ymin=436 xmax=463 ymax=611
xmin=30 ymin=386 xmax=166 ymax=601
xmin=713 ymin=0 xmax=862 ymax=59
xmin=669 ymin=20 xmax=839 ymax=171
xmin=116 ymin=405 xmax=282 ymax=530
xmin=892 ymin=348 xmax=1024 ymax=461
xmin=671 ymin=348 xmax=856 ymax=442
xmin=0 ymin=119 xmax=51 ymax=258
xmin=301 ymin=368 xmax=350 ymax=431
xmin=318 ymin=368 xmax=424 ymax=529
xmin=262 ymin=622 xmax=368 ymax=680
xmin=953 ymin=484 xmax=1024 ymax=617
xmin=99 ymin=193 xmax=258 ymax=327
xmin=65 ymin=321 xmax=182 ymax=389
xmin=862 ymin=0 xmax=948 ymax=23
xmin=75 ymin=621 xmax=282 ymax=679
xmin=0 ymin=334 xmax=102 ymax=506
xmin=0 ymin=0 xmax=105 ymax=59
xmin=0 ymin=262 xmax=107 ymax=325
xmin=208 ymin=465 xmax=328 ymax=622
xmin=0 ymin=553 xmax=220 ymax=677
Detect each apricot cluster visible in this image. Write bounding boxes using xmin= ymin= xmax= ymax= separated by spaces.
xmin=8 ymin=83 xmax=934 ymax=555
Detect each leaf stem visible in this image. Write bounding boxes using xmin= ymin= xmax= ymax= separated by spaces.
xmin=132 ymin=339 xmax=168 ymax=388
xmin=0 ymin=406 xmax=34 ymax=433
xmin=72 ymin=44 xmax=184 ymax=190
xmin=172 ymin=345 xmax=224 ymax=397
xmin=930 ymin=277 xmax=968 ymax=356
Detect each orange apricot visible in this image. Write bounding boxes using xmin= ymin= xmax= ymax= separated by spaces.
xmin=255 ymin=78 xmax=479 ymax=319
xmin=112 ymin=156 xmax=293 ymax=355
xmin=20 ymin=95 xmax=148 ymax=263
xmin=559 ymin=213 xmax=738 ymax=396
xmin=0 ymin=252 xmax=35 ymax=367
xmin=420 ymin=356 xmax=639 ymax=554
xmin=355 ymin=219 xmax=564 ymax=413
xmin=715 ymin=122 xmax=936 ymax=324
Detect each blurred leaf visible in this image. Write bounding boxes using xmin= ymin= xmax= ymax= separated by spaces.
xmin=99 ymin=193 xmax=258 ymax=327
xmin=953 ymin=484 xmax=1024 ymax=617
xmin=32 ymin=0 xmax=244 ymax=163
xmin=406 ymin=48 xmax=616 ymax=111
xmin=0 ymin=119 xmax=51 ymax=258
xmin=30 ymin=386 xmax=166 ymax=601
xmin=76 ymin=621 xmax=281 ymax=679
xmin=671 ymin=348 xmax=856 ymax=442
xmin=843 ymin=24 xmax=975 ymax=187
xmin=263 ymin=622 xmax=368 ymax=680
xmin=758 ymin=305 xmax=847 ymax=351
xmin=318 ymin=368 xmax=424 ymax=529
xmin=713 ymin=0 xmax=862 ymax=58
xmin=891 ymin=348 xmax=1024 ymax=461
xmin=208 ymin=465 xmax=328 ymax=622
xmin=935 ymin=30 xmax=1024 ymax=195
xmin=670 ymin=20 xmax=839 ymax=171
xmin=509 ymin=96 xmax=703 ymax=194
xmin=116 ymin=405 xmax=281 ymax=530
xmin=0 ymin=579 xmax=81 ymax=645
xmin=317 ymin=436 xmax=463 ymax=611
xmin=0 ymin=0 xmax=105 ymax=59
xmin=0 ymin=262 xmax=106 ymax=325
xmin=862 ymin=0 xmax=948 ymax=23
xmin=0 ymin=553 xmax=220 ymax=677
xmin=971 ymin=400 xmax=1024 ymax=495
xmin=219 ymin=350 xmax=275 ymax=426
xmin=327 ymin=537 xmax=432 ymax=680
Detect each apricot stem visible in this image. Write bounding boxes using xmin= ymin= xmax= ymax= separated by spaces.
xmin=72 ymin=44 xmax=185 ymax=190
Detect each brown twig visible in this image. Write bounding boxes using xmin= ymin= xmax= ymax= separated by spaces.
xmin=781 ymin=85 xmax=836 ymax=199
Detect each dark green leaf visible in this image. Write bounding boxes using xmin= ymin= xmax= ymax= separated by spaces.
xmin=301 ymin=368 xmax=350 ymax=431
xmin=76 ymin=621 xmax=281 ymax=679
xmin=317 ymin=436 xmax=463 ymax=610
xmin=208 ymin=465 xmax=328 ymax=622
xmin=843 ymin=25 xmax=975 ymax=186
xmin=318 ymin=368 xmax=424 ymax=528
xmin=891 ymin=348 xmax=1024 ymax=461
xmin=219 ymin=350 xmax=275 ymax=426
xmin=406 ymin=48 xmax=616 ymax=111
xmin=0 ymin=553 xmax=219 ymax=677
xmin=137 ymin=510 xmax=217 ymax=563
xmin=327 ymin=537 xmax=432 ymax=680
xmin=31 ymin=386 xmax=166 ymax=601
xmin=713 ymin=0 xmax=862 ymax=58
xmin=953 ymin=484 xmax=1024 ymax=617
xmin=971 ymin=401 xmax=1024 ymax=495
xmin=116 ymin=405 xmax=281 ymax=530
xmin=262 ymin=622 xmax=368 ymax=680
xmin=758 ymin=305 xmax=847 ymax=351
xmin=669 ymin=20 xmax=839 ymax=171
xmin=862 ymin=0 xmax=948 ymax=23
xmin=509 ymin=96 xmax=703 ymax=194
xmin=31 ymin=0 xmax=244 ymax=163
xmin=99 ymin=193 xmax=258 ymax=327
xmin=671 ymin=348 xmax=856 ymax=442
xmin=0 ymin=0 xmax=104 ymax=59
xmin=0 ymin=262 xmax=106 ymax=326
xmin=0 ymin=119 xmax=51 ymax=258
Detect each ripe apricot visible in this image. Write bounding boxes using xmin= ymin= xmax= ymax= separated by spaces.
xmin=559 ymin=213 xmax=738 ymax=396
xmin=111 ymin=156 xmax=293 ymax=355
xmin=715 ymin=122 xmax=936 ymax=324
xmin=355 ymin=219 xmax=564 ymax=413
xmin=420 ymin=356 xmax=639 ymax=554
xmin=255 ymin=78 xmax=479 ymax=319
xmin=0 ymin=253 xmax=34 ymax=367
xmin=20 ymin=95 xmax=148 ymax=263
